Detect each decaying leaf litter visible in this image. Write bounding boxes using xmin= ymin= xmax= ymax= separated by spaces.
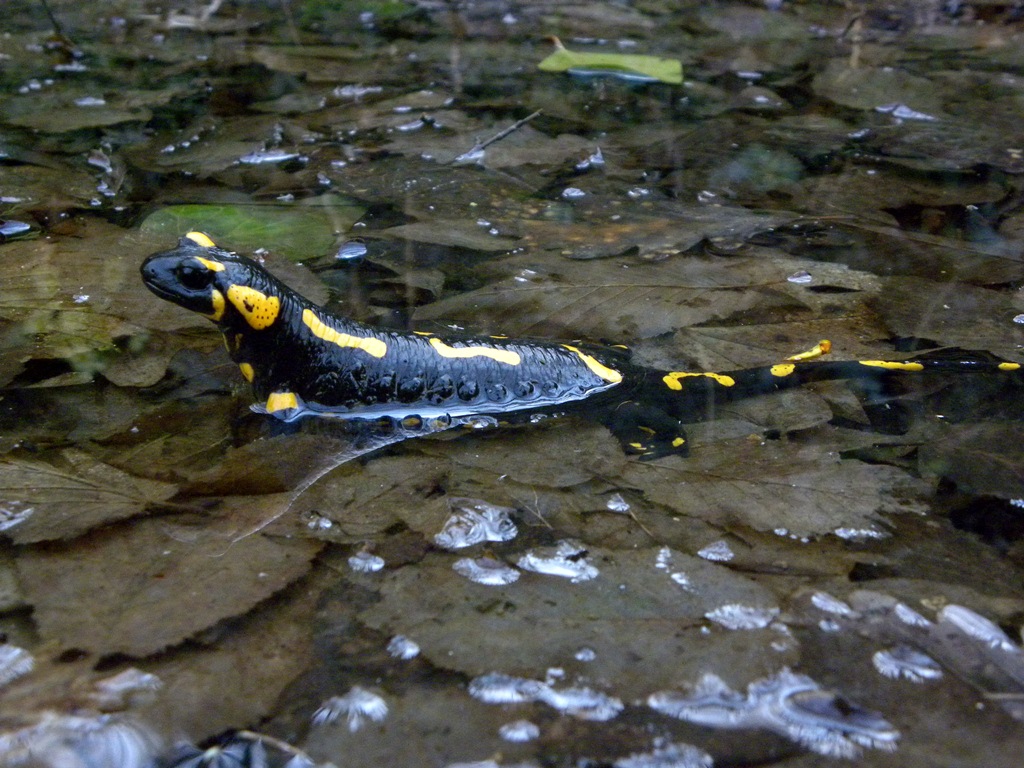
xmin=1 ymin=0 xmax=1024 ymax=765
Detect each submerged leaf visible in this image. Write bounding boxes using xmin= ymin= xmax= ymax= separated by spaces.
xmin=0 ymin=220 xmax=201 ymax=386
xmin=360 ymin=547 xmax=787 ymax=700
xmin=538 ymin=41 xmax=682 ymax=85
xmin=139 ymin=198 xmax=365 ymax=261
xmin=0 ymin=449 xmax=178 ymax=544
xmin=918 ymin=424 xmax=1024 ymax=499
xmin=624 ymin=440 xmax=930 ymax=538
xmin=382 ymin=219 xmax=518 ymax=252
xmin=413 ymin=251 xmax=820 ymax=340
xmin=15 ymin=516 xmax=322 ymax=656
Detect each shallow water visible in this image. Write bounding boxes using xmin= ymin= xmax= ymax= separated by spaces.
xmin=1 ymin=1 xmax=1024 ymax=766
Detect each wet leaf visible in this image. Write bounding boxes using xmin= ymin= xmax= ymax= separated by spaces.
xmin=246 ymin=44 xmax=372 ymax=81
xmin=0 ymin=220 xmax=198 ymax=385
xmin=758 ymin=219 xmax=1023 ymax=286
xmin=381 ymin=219 xmax=518 ymax=252
xmin=918 ymin=424 xmax=1024 ymax=499
xmin=812 ymin=61 xmax=944 ymax=118
xmin=420 ymin=420 xmax=627 ymax=489
xmin=0 ymin=448 xmax=178 ymax=544
xmin=384 ymin=125 xmax=596 ymax=170
xmin=299 ymin=453 xmax=450 ymax=539
xmin=513 ymin=207 xmax=797 ymax=260
xmin=97 ymin=398 xmax=236 ymax=484
xmin=538 ymin=41 xmax=682 ymax=85
xmin=302 ymin=685 xmax=515 ymax=768
xmin=139 ymin=198 xmax=365 ymax=261
xmin=359 ymin=547 xmax=790 ymax=699
xmin=869 ymin=277 xmax=1024 ymax=360
xmin=0 ymin=87 xmax=183 ymax=132
xmin=414 ymin=251 xmax=846 ymax=341
xmin=0 ymin=163 xmax=98 ymax=210
xmin=140 ymin=567 xmax=322 ymax=741
xmin=624 ymin=440 xmax=931 ymax=538
xmin=15 ymin=516 xmax=322 ymax=656
xmin=790 ymin=167 xmax=1007 ymax=219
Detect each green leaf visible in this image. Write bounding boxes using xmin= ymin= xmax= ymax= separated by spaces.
xmin=538 ymin=41 xmax=682 ymax=85
xmin=139 ymin=197 xmax=365 ymax=261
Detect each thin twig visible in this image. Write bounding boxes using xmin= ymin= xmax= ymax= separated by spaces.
xmin=452 ymin=110 xmax=542 ymax=164
xmin=236 ymin=730 xmax=318 ymax=764
xmin=37 ymin=0 xmax=66 ymax=37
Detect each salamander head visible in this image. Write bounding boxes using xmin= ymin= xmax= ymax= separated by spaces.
xmin=141 ymin=232 xmax=285 ymax=331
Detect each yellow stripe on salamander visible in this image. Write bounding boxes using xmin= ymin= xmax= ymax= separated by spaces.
xmin=196 ymin=257 xmax=225 ymax=272
xmin=998 ymin=362 xmax=1021 ymax=371
xmin=429 ymin=337 xmax=521 ymax=366
xmin=858 ymin=360 xmax=925 ymax=372
xmin=302 ymin=309 xmax=387 ymax=358
xmin=207 ymin=288 xmax=225 ymax=322
xmin=561 ymin=344 xmax=622 ymax=383
xmin=238 ymin=362 xmax=254 ymax=382
xmin=185 ymin=231 xmax=217 ymax=248
xmin=662 ymin=371 xmax=735 ymax=390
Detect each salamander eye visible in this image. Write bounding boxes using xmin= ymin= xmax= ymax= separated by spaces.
xmin=175 ymin=263 xmax=215 ymax=291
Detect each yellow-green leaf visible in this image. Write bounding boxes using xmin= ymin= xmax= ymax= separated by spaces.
xmin=139 ymin=197 xmax=365 ymax=261
xmin=538 ymin=41 xmax=682 ymax=85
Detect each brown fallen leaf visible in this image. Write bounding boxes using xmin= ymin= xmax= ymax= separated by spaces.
xmin=15 ymin=515 xmax=322 ymax=657
xmin=0 ymin=448 xmax=178 ymax=544
xmin=359 ymin=547 xmax=790 ymax=701
xmin=624 ymin=439 xmax=931 ymax=539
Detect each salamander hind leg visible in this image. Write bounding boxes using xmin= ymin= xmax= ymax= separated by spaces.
xmin=601 ymin=400 xmax=690 ymax=459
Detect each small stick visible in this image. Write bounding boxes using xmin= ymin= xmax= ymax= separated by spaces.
xmin=452 ymin=110 xmax=542 ymax=164
xmin=236 ymin=730 xmax=317 ymax=764
xmin=38 ymin=0 xmax=80 ymax=51
xmin=38 ymin=0 xmax=66 ymax=37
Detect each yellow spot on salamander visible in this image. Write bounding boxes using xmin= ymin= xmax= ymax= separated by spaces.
xmin=671 ymin=437 xmax=686 ymax=448
xmin=207 ymin=288 xmax=225 ymax=322
xmin=858 ymin=360 xmax=925 ymax=372
xmin=196 ymin=256 xmax=225 ymax=272
xmin=227 ymin=285 xmax=280 ymax=330
xmin=998 ymin=362 xmax=1021 ymax=371
xmin=185 ymin=231 xmax=217 ymax=248
xmin=662 ymin=371 xmax=736 ymax=390
xmin=266 ymin=392 xmax=298 ymax=413
xmin=413 ymin=331 xmax=432 ymax=336
xmin=770 ymin=363 xmax=795 ymax=377
xmin=302 ymin=309 xmax=387 ymax=358
xmin=629 ymin=442 xmax=645 ymax=451
xmin=239 ymin=362 xmax=254 ymax=382
xmin=561 ymin=344 xmax=622 ymax=383
xmin=787 ymin=339 xmax=831 ymax=361
xmin=430 ymin=337 xmax=522 ymax=366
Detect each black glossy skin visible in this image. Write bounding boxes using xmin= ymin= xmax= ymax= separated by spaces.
xmin=141 ymin=237 xmax=645 ymax=421
xmin=142 ymin=235 xmax=1022 ymax=459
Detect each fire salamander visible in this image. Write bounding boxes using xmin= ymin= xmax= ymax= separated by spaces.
xmin=141 ymin=232 xmax=1022 ymax=459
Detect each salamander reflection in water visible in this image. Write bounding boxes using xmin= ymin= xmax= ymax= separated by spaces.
xmin=140 ymin=232 xmax=1022 ymax=459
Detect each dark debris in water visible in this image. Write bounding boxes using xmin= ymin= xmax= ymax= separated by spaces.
xmin=3 ymin=1 xmax=1024 ymax=767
